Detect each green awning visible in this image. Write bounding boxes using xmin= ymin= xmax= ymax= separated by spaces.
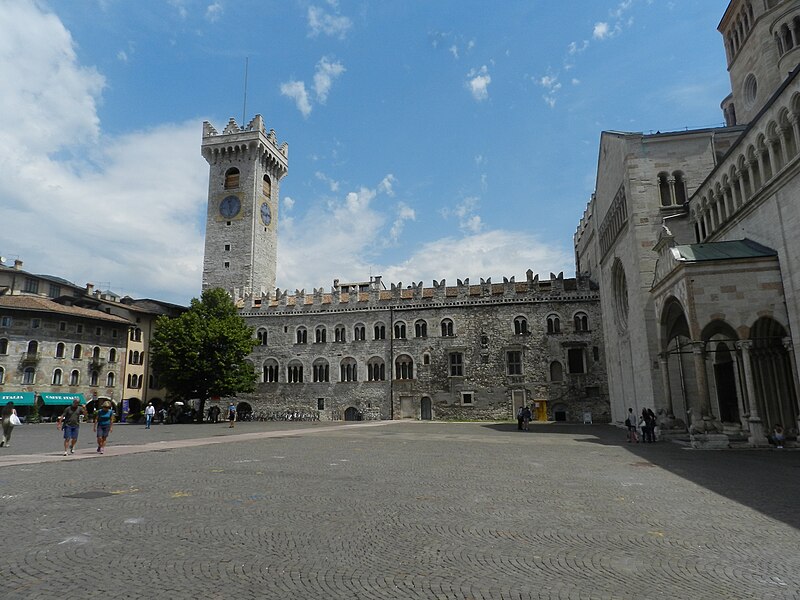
xmin=0 ymin=392 xmax=36 ymax=406
xmin=39 ymin=392 xmax=85 ymax=405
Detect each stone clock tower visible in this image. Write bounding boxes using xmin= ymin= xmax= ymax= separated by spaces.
xmin=201 ymin=115 xmax=288 ymax=298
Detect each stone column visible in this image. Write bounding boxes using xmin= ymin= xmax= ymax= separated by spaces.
xmin=692 ymin=342 xmax=713 ymax=417
xmin=735 ymin=170 xmax=747 ymax=208
xmin=791 ymin=115 xmax=800 ymax=156
xmin=766 ymin=138 xmax=778 ymax=178
xmin=736 ymin=340 xmax=768 ymax=445
xmin=757 ymin=147 xmax=768 ymax=184
xmin=658 ymin=352 xmax=675 ymax=417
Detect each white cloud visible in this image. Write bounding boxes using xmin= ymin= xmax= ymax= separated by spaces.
xmin=537 ymin=74 xmax=561 ymax=108
xmin=389 ymin=202 xmax=416 ymax=242
xmin=378 ymin=174 xmax=396 ymax=197
xmin=568 ymin=40 xmax=589 ymax=55
xmin=280 ymin=80 xmax=312 ymax=118
xmin=307 ymin=5 xmax=352 ymax=39
xmin=379 ymin=231 xmax=573 ymax=288
xmin=315 ymin=171 xmax=340 ymax=192
xmin=449 ymin=45 xmax=459 ymax=59
xmin=313 ymin=56 xmax=345 ymax=103
xmin=593 ymin=22 xmax=610 ymax=40
xmin=205 ymin=2 xmax=223 ymax=23
xmin=0 ymin=1 xmax=209 ymax=303
xmin=283 ymin=197 xmax=295 ymax=211
xmin=467 ymin=65 xmax=491 ymax=102
xmin=441 ymin=196 xmax=483 ymax=233
xmin=117 ymin=50 xmax=128 ymax=62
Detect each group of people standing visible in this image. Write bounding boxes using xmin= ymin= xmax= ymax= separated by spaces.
xmin=516 ymin=404 xmax=534 ymax=431
xmin=626 ymin=407 xmax=657 ymax=443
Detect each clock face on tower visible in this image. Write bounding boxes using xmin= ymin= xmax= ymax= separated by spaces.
xmin=219 ymin=195 xmax=241 ymax=218
xmin=260 ymin=201 xmax=272 ymax=225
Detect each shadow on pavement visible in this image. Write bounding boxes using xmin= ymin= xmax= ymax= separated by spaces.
xmin=483 ymin=421 xmax=800 ymax=531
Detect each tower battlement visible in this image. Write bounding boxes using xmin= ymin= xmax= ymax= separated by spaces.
xmin=202 ymin=115 xmax=288 ymax=177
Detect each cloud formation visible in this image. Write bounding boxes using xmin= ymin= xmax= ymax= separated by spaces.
xmin=467 ymin=65 xmax=491 ymax=101
xmin=307 ymin=5 xmax=352 ymax=39
xmin=280 ymin=80 xmax=312 ymax=118
xmin=281 ymin=56 xmax=345 ymax=117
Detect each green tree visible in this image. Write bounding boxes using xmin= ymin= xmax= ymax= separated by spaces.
xmin=150 ymin=288 xmax=258 ymax=421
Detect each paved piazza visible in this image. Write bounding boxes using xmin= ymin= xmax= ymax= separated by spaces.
xmin=1 ymin=421 xmax=799 ymax=599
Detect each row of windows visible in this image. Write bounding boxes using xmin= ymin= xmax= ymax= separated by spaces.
xmin=258 ymin=347 xmax=596 ymax=383
xmin=0 ymin=367 xmax=158 ymax=389
xmin=256 ymin=313 xmax=592 ymax=346
xmin=0 ymin=366 xmax=116 ymax=387
xmin=725 ymin=2 xmax=754 ymax=59
xmin=0 ymin=316 xmax=119 ymax=338
xmin=0 ymin=339 xmax=118 ymax=362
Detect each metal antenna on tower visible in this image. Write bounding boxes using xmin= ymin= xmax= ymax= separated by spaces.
xmin=242 ymin=56 xmax=249 ymax=125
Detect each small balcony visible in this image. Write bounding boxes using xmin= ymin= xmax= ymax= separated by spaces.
xmin=20 ymin=352 xmax=40 ymax=366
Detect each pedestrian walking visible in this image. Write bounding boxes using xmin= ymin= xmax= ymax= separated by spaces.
xmin=640 ymin=408 xmax=652 ymax=443
xmin=647 ymin=408 xmax=657 ymax=442
xmin=58 ymin=398 xmax=86 ymax=456
xmin=516 ymin=405 xmax=524 ymax=430
xmin=1 ymin=401 xmax=19 ymax=448
xmin=626 ymin=407 xmax=639 ymax=443
xmin=145 ymin=402 xmax=155 ymax=429
xmin=522 ymin=405 xmax=532 ymax=431
xmin=227 ymin=401 xmax=236 ymax=428
xmin=93 ymin=401 xmax=114 ymax=453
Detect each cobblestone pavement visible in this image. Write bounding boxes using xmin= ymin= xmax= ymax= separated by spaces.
xmin=2 ymin=421 xmax=799 ymax=599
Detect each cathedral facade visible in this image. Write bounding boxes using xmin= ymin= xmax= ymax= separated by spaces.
xmin=200 ymin=119 xmax=608 ymax=423
xmin=575 ymin=0 xmax=800 ymax=447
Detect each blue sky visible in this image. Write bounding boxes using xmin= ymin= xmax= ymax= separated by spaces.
xmin=0 ymin=0 xmax=731 ymax=304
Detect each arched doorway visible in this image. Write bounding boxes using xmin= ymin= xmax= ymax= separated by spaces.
xmin=420 ymin=397 xmax=432 ymax=420
xmin=750 ymin=317 xmax=797 ymax=436
xmin=236 ymin=401 xmax=252 ymax=421
xmin=701 ymin=320 xmax=741 ymax=426
xmin=344 ymin=406 xmax=360 ymax=421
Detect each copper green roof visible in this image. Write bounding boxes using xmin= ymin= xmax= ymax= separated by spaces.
xmin=672 ymin=239 xmax=777 ymax=262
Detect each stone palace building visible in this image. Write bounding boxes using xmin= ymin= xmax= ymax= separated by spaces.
xmin=200 ymin=117 xmax=608 ymax=423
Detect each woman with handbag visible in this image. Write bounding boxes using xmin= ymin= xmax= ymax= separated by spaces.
xmin=1 ymin=401 xmax=20 ymax=447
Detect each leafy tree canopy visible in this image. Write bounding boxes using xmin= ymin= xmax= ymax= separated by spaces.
xmin=150 ymin=288 xmax=257 ymax=407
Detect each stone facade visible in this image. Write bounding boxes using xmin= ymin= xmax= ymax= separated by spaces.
xmin=0 ymin=259 xmax=184 ymax=417
xmin=232 ymin=273 xmax=608 ymax=423
xmin=575 ymin=0 xmax=800 ymax=446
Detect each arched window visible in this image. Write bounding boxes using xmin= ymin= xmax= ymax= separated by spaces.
xmin=263 ymin=359 xmax=279 ymax=383
xmin=107 ymin=372 xmax=116 ymax=387
xmin=256 ymin=328 xmax=268 ymax=345
xmin=313 ymin=359 xmax=330 ymax=382
xmin=224 ymin=167 xmax=240 ymax=189
xmin=549 ymin=361 xmax=563 ymax=382
xmin=514 ymin=316 xmax=528 ymax=335
xmin=394 ymin=321 xmax=406 ymax=339
xmin=263 ymin=174 xmax=272 ymax=197
xmin=574 ymin=312 xmax=589 ymax=332
xmin=27 ymin=340 xmax=38 ymax=355
xmin=54 ymin=342 xmax=65 ymax=358
xmin=658 ymin=172 xmax=671 ymax=206
xmin=414 ymin=320 xmax=427 ymax=338
xmin=0 ymin=338 xmax=7 ymax=354
xmin=315 ymin=326 xmax=327 ymax=344
xmin=69 ymin=369 xmax=80 ymax=386
xmin=108 ymin=348 xmax=117 ymax=362
xmin=546 ymin=315 xmax=561 ymax=334
xmin=340 ymin=358 xmax=358 ymax=382
xmin=440 ymin=319 xmax=454 ymax=337
xmin=354 ymin=324 xmax=366 ymax=341
xmin=335 ymin=325 xmax=346 ymax=342
xmin=374 ymin=323 xmax=386 ymax=340
xmin=296 ymin=327 xmax=308 ymax=344
xmin=287 ymin=361 xmax=304 ymax=383
xmin=367 ymin=357 xmax=386 ymax=381
xmin=73 ymin=344 xmax=82 ymax=359
xmin=92 ymin=346 xmax=101 ymax=359
xmin=0 ymin=366 xmax=5 ymax=384
xmin=90 ymin=371 xmax=99 ymax=386
xmin=395 ymin=355 xmax=414 ymax=380
xmin=23 ymin=366 xmax=36 ymax=385
xmin=52 ymin=368 xmax=63 ymax=385
xmin=673 ymin=172 xmax=687 ymax=205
